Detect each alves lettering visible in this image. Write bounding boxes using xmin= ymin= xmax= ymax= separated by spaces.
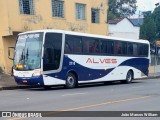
xmin=86 ymin=58 xmax=117 ymax=64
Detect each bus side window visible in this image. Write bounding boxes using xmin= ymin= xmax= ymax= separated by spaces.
xmin=73 ymin=37 xmax=82 ymax=53
xmin=101 ymin=40 xmax=107 ymax=54
xmin=107 ymin=41 xmax=114 ymax=54
xmin=65 ymin=42 xmax=72 ymax=53
xmin=128 ymin=43 xmax=133 ymax=55
xmin=133 ymin=44 xmax=138 ymax=56
xmin=115 ymin=41 xmax=122 ymax=54
xmin=83 ymin=39 xmax=90 ymax=53
xmin=138 ymin=44 xmax=143 ymax=56
xmin=143 ymin=44 xmax=149 ymax=56
xmin=122 ymin=42 xmax=127 ymax=55
xmin=91 ymin=40 xmax=99 ymax=53
xmin=65 ymin=35 xmax=74 ymax=54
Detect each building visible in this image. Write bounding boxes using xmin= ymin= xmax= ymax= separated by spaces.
xmin=129 ymin=18 xmax=144 ymax=26
xmin=108 ymin=17 xmax=140 ymax=39
xmin=0 ymin=0 xmax=108 ymax=73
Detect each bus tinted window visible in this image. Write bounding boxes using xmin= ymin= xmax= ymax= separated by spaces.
xmin=143 ymin=44 xmax=149 ymax=56
xmin=83 ymin=37 xmax=99 ymax=54
xmin=114 ymin=41 xmax=127 ymax=55
xmin=101 ymin=40 xmax=114 ymax=55
xmin=133 ymin=43 xmax=138 ymax=56
xmin=128 ymin=43 xmax=133 ymax=55
xmin=107 ymin=41 xmax=114 ymax=54
xmin=83 ymin=38 xmax=90 ymax=53
xmin=138 ymin=44 xmax=149 ymax=56
xmin=122 ymin=42 xmax=127 ymax=55
xmin=43 ymin=33 xmax=62 ymax=71
xmin=101 ymin=40 xmax=108 ymax=54
xmin=65 ymin=35 xmax=82 ymax=54
xmin=138 ymin=44 xmax=143 ymax=56
xmin=115 ymin=41 xmax=122 ymax=54
xmin=91 ymin=39 xmax=99 ymax=53
xmin=64 ymin=34 xmax=149 ymax=57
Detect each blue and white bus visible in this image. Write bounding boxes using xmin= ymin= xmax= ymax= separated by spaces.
xmin=11 ymin=30 xmax=150 ymax=88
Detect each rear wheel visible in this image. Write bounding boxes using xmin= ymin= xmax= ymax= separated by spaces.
xmin=66 ymin=73 xmax=77 ymax=89
xmin=126 ymin=71 xmax=133 ymax=84
xmin=122 ymin=71 xmax=133 ymax=84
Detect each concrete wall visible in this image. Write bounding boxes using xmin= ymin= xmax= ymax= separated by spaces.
xmin=108 ymin=18 xmax=140 ymax=39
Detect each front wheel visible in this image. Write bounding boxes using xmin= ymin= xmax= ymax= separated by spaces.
xmin=65 ymin=73 xmax=77 ymax=89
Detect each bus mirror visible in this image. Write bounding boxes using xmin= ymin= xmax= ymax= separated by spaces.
xmin=8 ymin=47 xmax=15 ymax=60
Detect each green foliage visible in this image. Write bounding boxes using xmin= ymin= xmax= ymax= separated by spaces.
xmin=153 ymin=7 xmax=160 ymax=40
xmin=108 ymin=0 xmax=137 ymax=20
xmin=140 ymin=15 xmax=156 ymax=43
xmin=140 ymin=6 xmax=160 ymax=43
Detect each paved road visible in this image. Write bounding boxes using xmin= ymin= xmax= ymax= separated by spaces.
xmin=0 ymin=79 xmax=160 ymax=119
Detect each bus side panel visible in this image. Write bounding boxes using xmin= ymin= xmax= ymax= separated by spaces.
xmin=42 ymin=55 xmax=149 ymax=86
xmin=63 ymin=55 xmax=149 ymax=81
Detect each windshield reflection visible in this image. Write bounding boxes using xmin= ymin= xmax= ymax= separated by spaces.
xmin=14 ymin=33 xmax=43 ymax=70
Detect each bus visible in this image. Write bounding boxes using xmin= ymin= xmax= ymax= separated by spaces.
xmin=10 ymin=29 xmax=150 ymax=89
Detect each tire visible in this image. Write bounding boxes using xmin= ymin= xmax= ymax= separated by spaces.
xmin=66 ymin=73 xmax=77 ymax=89
xmin=125 ymin=71 xmax=133 ymax=84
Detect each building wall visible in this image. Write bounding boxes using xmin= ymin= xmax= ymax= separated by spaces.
xmin=0 ymin=36 xmax=5 ymax=72
xmin=0 ymin=0 xmax=108 ymax=34
xmin=0 ymin=0 xmax=11 ymax=36
xmin=108 ymin=18 xmax=140 ymax=39
xmin=0 ymin=0 xmax=108 ymax=73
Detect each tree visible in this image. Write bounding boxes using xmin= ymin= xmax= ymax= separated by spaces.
xmin=152 ymin=6 xmax=160 ymax=40
xmin=140 ymin=15 xmax=156 ymax=43
xmin=140 ymin=6 xmax=160 ymax=43
xmin=108 ymin=0 xmax=137 ymax=20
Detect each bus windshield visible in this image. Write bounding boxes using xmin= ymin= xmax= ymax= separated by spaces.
xmin=14 ymin=32 xmax=43 ymax=70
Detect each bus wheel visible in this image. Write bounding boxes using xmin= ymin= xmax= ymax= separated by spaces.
xmin=125 ymin=71 xmax=133 ymax=84
xmin=66 ymin=73 xmax=77 ymax=89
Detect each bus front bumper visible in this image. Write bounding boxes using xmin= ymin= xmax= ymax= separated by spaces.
xmin=14 ymin=75 xmax=44 ymax=86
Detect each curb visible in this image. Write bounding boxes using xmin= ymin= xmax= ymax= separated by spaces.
xmin=144 ymin=76 xmax=160 ymax=79
xmin=0 ymin=85 xmax=36 ymax=91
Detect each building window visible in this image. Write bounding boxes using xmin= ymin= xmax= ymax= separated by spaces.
xmin=19 ymin=0 xmax=34 ymax=15
xmin=52 ymin=0 xmax=64 ymax=18
xmin=91 ymin=8 xmax=99 ymax=23
xmin=76 ymin=3 xmax=86 ymax=20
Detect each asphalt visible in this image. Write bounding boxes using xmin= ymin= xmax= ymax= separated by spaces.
xmin=0 ymin=72 xmax=160 ymax=91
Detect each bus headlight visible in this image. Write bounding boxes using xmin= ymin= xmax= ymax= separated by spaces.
xmin=13 ymin=72 xmax=18 ymax=77
xmin=32 ymin=70 xmax=43 ymax=77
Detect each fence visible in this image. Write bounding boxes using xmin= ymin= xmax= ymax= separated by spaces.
xmin=149 ymin=54 xmax=160 ymax=73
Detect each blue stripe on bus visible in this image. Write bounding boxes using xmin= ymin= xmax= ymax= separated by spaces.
xmin=45 ymin=57 xmax=149 ymax=82
xmin=62 ymin=57 xmax=114 ymax=81
xmin=119 ymin=58 xmax=149 ymax=75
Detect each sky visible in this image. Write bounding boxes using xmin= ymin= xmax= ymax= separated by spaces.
xmin=136 ymin=0 xmax=160 ymax=12
xmin=133 ymin=0 xmax=160 ymax=17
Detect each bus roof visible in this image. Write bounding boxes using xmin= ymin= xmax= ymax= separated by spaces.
xmin=18 ymin=29 xmax=149 ymax=44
